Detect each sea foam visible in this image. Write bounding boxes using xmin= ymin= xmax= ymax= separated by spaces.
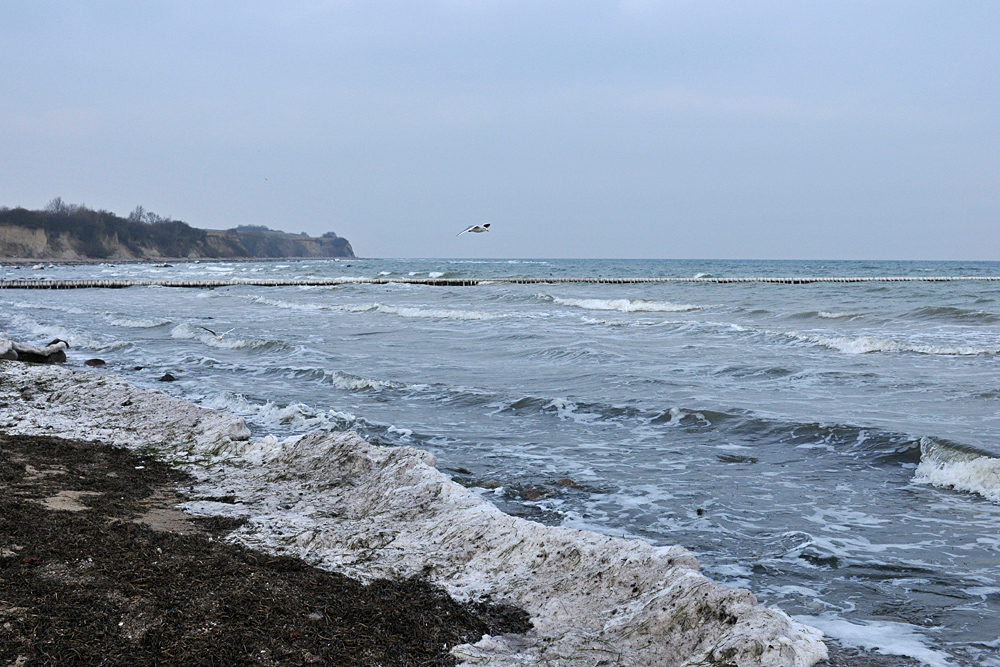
xmin=0 ymin=363 xmax=828 ymax=667
xmin=795 ymin=614 xmax=954 ymax=667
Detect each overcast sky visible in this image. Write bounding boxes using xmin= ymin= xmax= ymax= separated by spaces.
xmin=2 ymin=2 xmax=997 ymax=259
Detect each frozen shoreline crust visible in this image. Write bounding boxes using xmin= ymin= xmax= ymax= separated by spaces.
xmin=0 ymin=362 xmax=827 ymax=667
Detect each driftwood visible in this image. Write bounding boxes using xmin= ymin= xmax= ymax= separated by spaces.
xmin=0 ymin=337 xmax=69 ymax=363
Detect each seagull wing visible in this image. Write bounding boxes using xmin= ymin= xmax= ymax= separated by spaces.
xmin=457 ymin=226 xmax=474 ymax=236
xmin=221 ymin=328 xmax=236 ymax=338
xmin=196 ymin=325 xmax=218 ymax=337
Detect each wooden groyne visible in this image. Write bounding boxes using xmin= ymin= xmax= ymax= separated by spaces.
xmin=1 ymin=276 xmax=1000 ymax=289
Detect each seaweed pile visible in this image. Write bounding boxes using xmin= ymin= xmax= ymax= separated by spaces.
xmin=0 ymin=433 xmax=528 ymax=666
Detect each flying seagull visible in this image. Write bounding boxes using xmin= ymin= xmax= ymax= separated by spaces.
xmin=197 ymin=325 xmax=235 ymax=341
xmin=457 ymin=223 xmax=491 ymax=236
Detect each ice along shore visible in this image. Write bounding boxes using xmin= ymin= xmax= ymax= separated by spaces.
xmin=0 ymin=360 xmax=828 ymax=666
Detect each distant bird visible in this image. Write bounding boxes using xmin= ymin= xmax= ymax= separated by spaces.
xmin=197 ymin=325 xmax=235 ymax=341
xmin=457 ymin=223 xmax=491 ymax=236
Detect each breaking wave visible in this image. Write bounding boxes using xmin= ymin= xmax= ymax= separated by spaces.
xmin=547 ymin=296 xmax=701 ymax=313
xmin=247 ymin=295 xmax=507 ymax=321
xmin=5 ymin=314 xmax=132 ymax=351
xmin=6 ymin=301 xmax=87 ymax=315
xmin=818 ymin=311 xmax=863 ymax=319
xmin=905 ymin=306 xmax=1000 ymax=324
xmin=170 ymin=323 xmax=290 ymax=351
xmin=366 ymin=304 xmax=506 ymax=320
xmin=204 ymin=392 xmax=357 ymax=431
xmin=784 ymin=331 xmax=1000 ymax=356
xmin=914 ymin=438 xmax=1000 ymax=503
xmin=247 ymin=295 xmax=330 ymax=311
xmin=106 ymin=316 xmax=172 ymax=328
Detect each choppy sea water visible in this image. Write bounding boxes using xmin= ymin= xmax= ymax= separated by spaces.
xmin=2 ymin=258 xmax=999 ymax=666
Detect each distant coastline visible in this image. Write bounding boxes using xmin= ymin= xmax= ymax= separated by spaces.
xmin=0 ymin=199 xmax=354 ymax=261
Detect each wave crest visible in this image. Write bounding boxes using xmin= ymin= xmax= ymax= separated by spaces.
xmin=170 ymin=323 xmax=289 ymax=351
xmin=785 ymin=331 xmax=1000 ymax=356
xmin=914 ymin=438 xmax=1000 ymax=503
xmin=549 ymin=296 xmax=700 ymax=313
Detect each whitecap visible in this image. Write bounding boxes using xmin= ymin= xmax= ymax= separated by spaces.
xmin=170 ymin=323 xmax=288 ymax=351
xmin=205 ymin=392 xmax=357 ymax=430
xmin=107 ymin=316 xmax=172 ymax=328
xmin=551 ymin=296 xmax=700 ymax=313
xmin=7 ymin=314 xmax=130 ymax=351
xmin=367 ymin=303 xmax=506 ymax=321
xmin=323 ymin=369 xmax=405 ymax=391
xmin=914 ymin=438 xmax=1000 ymax=503
xmin=9 ymin=301 xmax=86 ymax=315
xmin=784 ymin=331 xmax=999 ymax=356
xmin=543 ymin=398 xmax=602 ymax=424
xmin=817 ymin=311 xmax=862 ymax=319
xmin=247 ymin=295 xmax=329 ymax=311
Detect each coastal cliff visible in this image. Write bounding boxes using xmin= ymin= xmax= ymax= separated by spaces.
xmin=0 ymin=201 xmax=354 ymax=260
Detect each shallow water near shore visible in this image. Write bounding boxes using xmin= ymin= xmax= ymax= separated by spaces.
xmin=3 ymin=258 xmax=1000 ymax=666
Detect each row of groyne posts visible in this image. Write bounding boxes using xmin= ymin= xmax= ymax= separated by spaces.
xmin=1 ymin=276 xmax=1000 ymax=289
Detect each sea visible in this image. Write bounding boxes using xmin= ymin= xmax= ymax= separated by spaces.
xmin=2 ymin=258 xmax=999 ymax=666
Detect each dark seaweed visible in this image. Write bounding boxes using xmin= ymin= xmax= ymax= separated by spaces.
xmin=0 ymin=433 xmax=529 ymax=666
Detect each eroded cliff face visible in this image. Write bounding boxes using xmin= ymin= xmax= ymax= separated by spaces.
xmin=0 ymin=226 xmax=49 ymax=258
xmin=0 ymin=224 xmax=354 ymax=260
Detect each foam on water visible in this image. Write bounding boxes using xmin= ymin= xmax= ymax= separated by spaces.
xmin=549 ymin=296 xmax=701 ymax=313
xmin=795 ymin=614 xmax=954 ymax=667
xmin=914 ymin=438 xmax=1000 ymax=503
xmin=0 ymin=363 xmax=828 ymax=667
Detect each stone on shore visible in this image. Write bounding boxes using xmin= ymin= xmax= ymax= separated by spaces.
xmin=11 ymin=339 xmax=69 ymax=363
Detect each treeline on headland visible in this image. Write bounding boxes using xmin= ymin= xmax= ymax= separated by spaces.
xmin=0 ymin=199 xmax=354 ymax=260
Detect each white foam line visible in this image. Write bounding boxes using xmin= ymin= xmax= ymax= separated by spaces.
xmin=0 ymin=362 xmax=827 ymax=667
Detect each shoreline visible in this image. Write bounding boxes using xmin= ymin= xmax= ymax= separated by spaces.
xmin=0 ymin=360 xmax=926 ymax=666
